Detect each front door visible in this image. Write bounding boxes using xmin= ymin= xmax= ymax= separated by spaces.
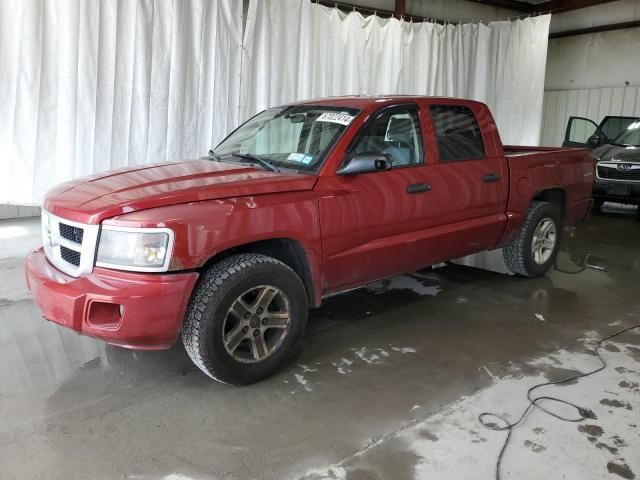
xmin=563 ymin=116 xmax=599 ymax=149
xmin=316 ymin=104 xmax=439 ymax=293
xmin=563 ymin=116 xmax=640 ymax=149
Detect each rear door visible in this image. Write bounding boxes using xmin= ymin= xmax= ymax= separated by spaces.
xmin=423 ymin=103 xmax=509 ymax=261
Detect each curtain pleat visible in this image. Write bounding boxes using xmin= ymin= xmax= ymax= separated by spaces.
xmin=240 ymin=0 xmax=550 ymax=147
xmin=1 ymin=0 xmax=549 ymax=205
xmin=0 ymin=0 xmax=243 ymax=205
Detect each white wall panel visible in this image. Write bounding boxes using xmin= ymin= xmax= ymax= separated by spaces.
xmin=545 ymin=28 xmax=640 ymax=91
xmin=549 ymin=0 xmax=640 ymax=34
xmin=540 ymin=86 xmax=640 ymax=146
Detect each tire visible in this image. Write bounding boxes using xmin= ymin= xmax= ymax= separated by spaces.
xmin=503 ymin=201 xmax=562 ymax=278
xmin=182 ymin=253 xmax=308 ymax=385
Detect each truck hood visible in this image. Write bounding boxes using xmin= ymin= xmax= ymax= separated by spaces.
xmin=593 ymin=144 xmax=640 ymax=162
xmin=43 ymin=159 xmax=317 ymax=224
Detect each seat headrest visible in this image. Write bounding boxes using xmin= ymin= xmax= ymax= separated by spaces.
xmin=387 ymin=117 xmax=413 ymax=142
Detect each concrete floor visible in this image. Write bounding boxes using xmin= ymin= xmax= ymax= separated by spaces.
xmin=1 ymin=206 xmax=639 ymax=480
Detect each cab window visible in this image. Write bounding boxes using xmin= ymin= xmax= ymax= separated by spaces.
xmin=430 ymin=105 xmax=486 ymax=162
xmin=351 ymin=108 xmax=424 ymax=167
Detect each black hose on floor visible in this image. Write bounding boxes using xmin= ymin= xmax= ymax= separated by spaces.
xmin=478 ymin=324 xmax=640 ymax=480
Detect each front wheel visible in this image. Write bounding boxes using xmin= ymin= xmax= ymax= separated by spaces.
xmin=503 ymin=201 xmax=562 ymax=278
xmin=182 ymin=253 xmax=308 ymax=385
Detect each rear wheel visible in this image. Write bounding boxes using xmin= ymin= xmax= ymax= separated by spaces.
xmin=503 ymin=201 xmax=562 ymax=278
xmin=182 ymin=253 xmax=308 ymax=384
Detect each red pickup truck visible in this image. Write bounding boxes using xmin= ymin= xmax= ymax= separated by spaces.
xmin=26 ymin=96 xmax=593 ymax=384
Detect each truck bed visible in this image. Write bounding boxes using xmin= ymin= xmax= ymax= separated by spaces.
xmin=501 ymin=144 xmax=593 ymax=230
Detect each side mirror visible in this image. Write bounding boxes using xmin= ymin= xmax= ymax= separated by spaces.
xmin=336 ymin=154 xmax=393 ymax=175
xmin=586 ymin=135 xmax=601 ymax=148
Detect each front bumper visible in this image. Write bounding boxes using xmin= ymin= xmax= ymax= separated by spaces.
xmin=25 ymin=248 xmax=199 ymax=350
xmin=593 ymin=179 xmax=640 ymax=205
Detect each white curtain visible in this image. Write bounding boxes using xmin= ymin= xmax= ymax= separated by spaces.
xmin=241 ymin=0 xmax=550 ymax=146
xmin=0 ymin=0 xmax=242 ymax=205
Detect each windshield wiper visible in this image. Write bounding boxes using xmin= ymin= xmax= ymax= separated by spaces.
xmin=208 ymin=149 xmax=221 ymax=161
xmin=224 ymin=153 xmax=279 ymax=172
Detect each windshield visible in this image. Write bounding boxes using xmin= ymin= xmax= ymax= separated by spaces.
xmin=213 ymin=105 xmax=360 ymax=173
xmin=612 ymin=121 xmax=640 ymax=147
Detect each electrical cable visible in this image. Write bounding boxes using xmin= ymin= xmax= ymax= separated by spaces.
xmin=478 ymin=324 xmax=640 ymax=480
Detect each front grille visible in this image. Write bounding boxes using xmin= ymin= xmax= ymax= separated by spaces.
xmin=41 ymin=210 xmax=99 ymax=277
xmin=598 ymin=166 xmax=640 ymax=182
xmin=60 ymin=246 xmax=81 ymax=266
xmin=59 ymin=222 xmax=84 ymax=244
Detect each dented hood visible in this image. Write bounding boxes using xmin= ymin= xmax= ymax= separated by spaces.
xmin=43 ymin=159 xmax=317 ymax=224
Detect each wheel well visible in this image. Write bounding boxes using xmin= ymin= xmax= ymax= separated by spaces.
xmin=533 ymin=188 xmax=566 ymax=215
xmin=200 ymin=238 xmax=315 ymax=305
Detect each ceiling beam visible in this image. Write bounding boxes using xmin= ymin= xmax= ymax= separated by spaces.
xmin=549 ymin=19 xmax=640 ymax=38
xmin=534 ymin=0 xmax=622 ymax=14
xmin=316 ymin=0 xmax=631 ymax=25
xmin=316 ymin=0 xmax=445 ymax=23
xmin=466 ymin=0 xmax=622 ymax=14
xmin=462 ymin=0 xmax=535 ymax=13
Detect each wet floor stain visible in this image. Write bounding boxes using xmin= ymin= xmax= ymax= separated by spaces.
xmin=286 ymin=346 xmax=418 ymax=392
xmin=470 ymin=430 xmax=488 ymax=443
xmin=417 ymin=428 xmax=438 ymax=442
xmin=577 ymin=424 xmax=604 ymax=438
xmin=616 ymin=366 xmax=639 ymax=374
xmin=626 ymin=346 xmax=640 ymax=361
xmin=523 ymin=439 xmax=546 ymax=453
xmin=342 ymin=439 xmax=423 ymax=480
xmin=607 ymin=461 xmax=636 ymax=479
xmin=543 ymin=366 xmax=583 ymax=385
xmin=595 ymin=442 xmax=618 ymax=454
xmin=611 ymin=435 xmax=628 ymax=448
xmin=345 ymin=468 xmax=384 ymax=480
xmin=577 ymin=424 xmax=605 ymax=444
xmin=600 ymin=398 xmax=633 ymax=410
xmin=618 ymin=380 xmax=639 ymax=390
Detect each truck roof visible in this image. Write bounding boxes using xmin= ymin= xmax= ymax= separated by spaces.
xmin=292 ymin=95 xmax=486 ymax=109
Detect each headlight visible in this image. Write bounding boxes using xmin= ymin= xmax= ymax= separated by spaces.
xmin=96 ymin=226 xmax=174 ymax=272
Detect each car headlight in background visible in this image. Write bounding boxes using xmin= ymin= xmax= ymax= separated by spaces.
xmin=96 ymin=226 xmax=174 ymax=272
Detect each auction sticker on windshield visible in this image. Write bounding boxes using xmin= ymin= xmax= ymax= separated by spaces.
xmin=316 ymin=112 xmax=354 ymax=126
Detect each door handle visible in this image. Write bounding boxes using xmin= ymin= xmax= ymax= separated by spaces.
xmin=483 ymin=173 xmax=501 ymax=183
xmin=406 ymin=182 xmax=431 ymax=194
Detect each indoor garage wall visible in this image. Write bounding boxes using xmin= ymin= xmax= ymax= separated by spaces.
xmin=540 ymin=86 xmax=640 ymax=147
xmin=0 ymin=0 xmax=243 ymax=205
xmin=240 ymin=0 xmax=551 ymax=146
xmin=540 ymin=5 xmax=640 ymax=146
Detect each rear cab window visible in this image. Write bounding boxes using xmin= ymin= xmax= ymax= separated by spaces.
xmin=429 ymin=105 xmax=486 ymax=162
